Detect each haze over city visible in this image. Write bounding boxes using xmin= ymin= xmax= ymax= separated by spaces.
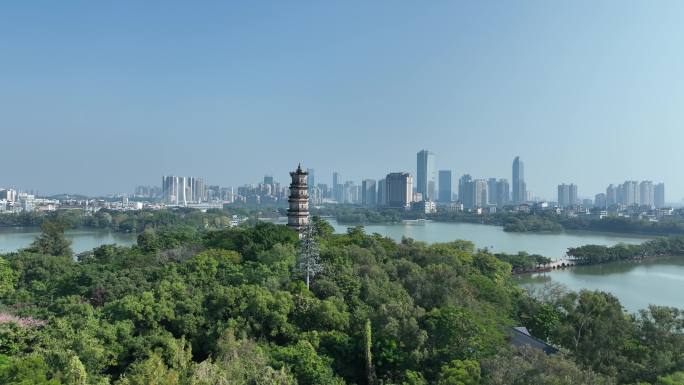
xmin=2 ymin=1 xmax=683 ymax=199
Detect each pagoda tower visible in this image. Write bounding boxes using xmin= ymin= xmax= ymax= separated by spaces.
xmin=287 ymin=164 xmax=309 ymax=232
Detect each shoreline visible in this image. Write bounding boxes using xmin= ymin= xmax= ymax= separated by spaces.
xmin=515 ymin=254 xmax=681 ymax=276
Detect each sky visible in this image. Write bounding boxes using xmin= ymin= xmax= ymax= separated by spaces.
xmin=1 ymin=1 xmax=683 ymax=201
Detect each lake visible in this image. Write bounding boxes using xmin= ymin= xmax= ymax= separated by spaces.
xmin=1 ymin=219 xmax=678 ymax=312
xmin=516 ymin=257 xmax=684 ymax=313
xmin=0 ymin=227 xmax=138 ymax=254
xmin=327 ymin=219 xmax=648 ymax=259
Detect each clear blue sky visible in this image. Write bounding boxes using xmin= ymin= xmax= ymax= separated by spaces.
xmin=1 ymin=1 xmax=683 ymax=200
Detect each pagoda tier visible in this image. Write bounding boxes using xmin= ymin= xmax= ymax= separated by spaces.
xmin=287 ymin=164 xmax=310 ymax=232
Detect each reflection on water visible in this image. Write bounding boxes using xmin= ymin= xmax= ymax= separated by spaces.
xmin=517 ymin=256 xmax=684 ymax=312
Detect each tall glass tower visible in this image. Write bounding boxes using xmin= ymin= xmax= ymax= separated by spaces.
xmin=512 ymin=156 xmax=526 ymax=203
xmin=416 ymin=150 xmax=436 ymax=201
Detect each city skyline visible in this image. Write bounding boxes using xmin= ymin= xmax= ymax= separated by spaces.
xmin=0 ymin=153 xmax=673 ymax=206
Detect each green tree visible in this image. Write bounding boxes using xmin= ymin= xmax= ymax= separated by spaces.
xmin=480 ymin=346 xmax=614 ymax=385
xmin=0 ymin=354 xmax=63 ymax=385
xmin=25 ymin=220 xmax=73 ymax=257
xmin=552 ymin=290 xmax=631 ymax=378
xmin=436 ymin=359 xmax=480 ymax=385
xmin=0 ymin=257 xmax=18 ymax=296
xmin=116 ymin=353 xmax=180 ymax=385
xmin=136 ymin=229 xmax=160 ymax=253
xmin=365 ymin=319 xmax=377 ymax=385
xmin=272 ymin=340 xmax=345 ymax=385
xmin=64 ymin=356 xmax=87 ymax=385
xmin=193 ymin=330 xmax=296 ymax=385
xmin=423 ymin=306 xmax=503 ymax=368
xmin=657 ymin=371 xmax=684 ymax=385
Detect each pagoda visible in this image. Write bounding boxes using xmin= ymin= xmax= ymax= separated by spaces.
xmin=287 ymin=164 xmax=309 ymax=232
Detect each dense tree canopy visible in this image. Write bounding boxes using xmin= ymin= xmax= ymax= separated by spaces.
xmin=0 ymin=217 xmax=683 ymax=384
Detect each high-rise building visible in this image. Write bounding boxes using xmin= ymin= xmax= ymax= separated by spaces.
xmin=287 ymin=164 xmax=309 ymax=232
xmin=457 ymin=176 xmax=488 ymax=209
xmin=332 ymin=172 xmax=343 ymax=203
xmin=162 ymin=176 xmax=207 ymax=205
xmin=377 ymin=179 xmax=387 ymax=207
xmin=438 ymin=170 xmax=452 ymax=203
xmin=620 ymin=181 xmax=639 ymax=205
xmin=264 ymin=175 xmax=274 ymax=186
xmin=512 ymin=156 xmax=526 ymax=203
xmin=569 ymin=184 xmax=578 ymax=207
xmin=655 ymin=183 xmax=666 ymax=208
xmin=307 ymin=168 xmax=315 ymax=190
xmin=416 ymin=150 xmax=436 ymax=201
xmin=458 ymin=174 xmax=473 ymax=208
xmin=487 ymin=178 xmax=498 ymax=205
xmin=190 ymin=177 xmax=207 ymax=202
xmin=557 ymin=184 xmax=570 ymax=207
xmin=496 ymin=179 xmax=510 ymax=208
xmin=639 ymin=181 xmax=654 ymax=207
xmin=343 ymin=181 xmax=358 ymax=204
xmin=362 ymin=179 xmax=377 ymax=206
xmin=595 ymin=193 xmax=607 ymax=209
xmin=386 ymin=172 xmax=413 ymax=209
xmin=162 ymin=176 xmax=186 ymax=205
xmin=606 ymin=184 xmax=617 ymax=206
xmin=0 ymin=189 xmax=17 ymax=202
xmin=472 ymin=179 xmax=488 ymax=208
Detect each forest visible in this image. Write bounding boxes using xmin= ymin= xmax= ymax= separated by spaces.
xmin=1 ymin=218 xmax=683 ymax=384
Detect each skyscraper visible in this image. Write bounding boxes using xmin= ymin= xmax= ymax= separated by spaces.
xmin=438 ymin=170 xmax=452 ymax=203
xmin=557 ymin=184 xmax=570 ymax=207
xmin=362 ymin=179 xmax=377 ymax=206
xmin=512 ymin=156 xmax=526 ymax=203
xmin=307 ymin=168 xmax=315 ymax=191
xmin=458 ymin=174 xmax=473 ymax=208
xmin=496 ymin=179 xmax=510 ymax=208
xmin=416 ymin=150 xmax=436 ymax=201
xmin=655 ymin=183 xmax=665 ymax=208
xmin=569 ymin=183 xmax=577 ymax=207
xmin=595 ymin=193 xmax=607 ymax=209
xmin=639 ymin=181 xmax=654 ymax=207
xmin=343 ymin=181 xmax=357 ymax=204
xmin=472 ymin=179 xmax=488 ymax=208
xmin=621 ymin=181 xmax=639 ymax=205
xmin=606 ymin=184 xmax=617 ymax=206
xmin=332 ymin=172 xmax=343 ymax=203
xmin=458 ymin=177 xmax=488 ymax=209
xmin=386 ymin=172 xmax=413 ymax=209
xmin=162 ymin=176 xmax=179 ymax=204
xmin=377 ymin=179 xmax=387 ymax=207
xmin=487 ymin=178 xmax=498 ymax=205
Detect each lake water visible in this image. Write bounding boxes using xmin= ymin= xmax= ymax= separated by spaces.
xmin=515 ymin=257 xmax=684 ymax=313
xmin=1 ymin=220 xmax=678 ymax=312
xmin=328 ymin=219 xmax=648 ymax=259
xmin=0 ymin=227 xmax=138 ymax=254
